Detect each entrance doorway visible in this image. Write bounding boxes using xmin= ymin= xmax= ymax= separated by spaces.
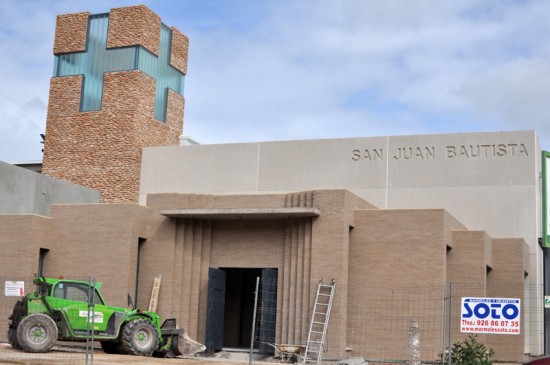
xmin=205 ymin=267 xmax=278 ymax=353
xmin=223 ymin=268 xmax=260 ymax=348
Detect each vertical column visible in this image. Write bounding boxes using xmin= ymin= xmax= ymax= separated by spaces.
xmin=171 ymin=220 xmax=186 ymax=324
xmin=279 ymin=192 xmax=315 ymax=346
xmin=197 ymin=220 xmax=213 ymax=342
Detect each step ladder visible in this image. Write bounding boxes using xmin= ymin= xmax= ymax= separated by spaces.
xmin=302 ymin=279 xmax=336 ymax=365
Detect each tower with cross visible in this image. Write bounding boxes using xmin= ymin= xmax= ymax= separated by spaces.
xmin=42 ymin=5 xmax=189 ymax=203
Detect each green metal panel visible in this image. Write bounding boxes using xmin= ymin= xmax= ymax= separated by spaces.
xmin=542 ymin=151 xmax=550 ymax=247
xmin=137 ymin=24 xmax=184 ymax=121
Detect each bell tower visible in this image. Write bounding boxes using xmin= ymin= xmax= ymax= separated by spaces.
xmin=42 ymin=5 xmax=188 ymax=203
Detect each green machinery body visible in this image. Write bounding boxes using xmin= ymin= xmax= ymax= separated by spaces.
xmin=8 ymin=277 xmax=182 ymax=357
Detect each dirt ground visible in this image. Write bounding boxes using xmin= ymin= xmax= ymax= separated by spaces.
xmin=0 ymin=343 xmax=273 ymax=365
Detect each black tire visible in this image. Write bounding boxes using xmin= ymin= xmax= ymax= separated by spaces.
xmin=8 ymin=299 xmax=27 ymax=350
xmin=121 ymin=318 xmax=158 ymax=356
xmin=16 ymin=313 xmax=58 ymax=353
xmin=8 ymin=326 xmax=21 ymax=349
xmin=101 ymin=341 xmax=127 ymax=354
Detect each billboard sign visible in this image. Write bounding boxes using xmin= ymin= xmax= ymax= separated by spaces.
xmin=461 ymin=297 xmax=520 ymax=335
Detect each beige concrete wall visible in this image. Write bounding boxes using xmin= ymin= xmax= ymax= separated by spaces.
xmin=140 ymin=131 xmax=541 ymax=282
xmin=0 ymin=161 xmax=99 ymax=216
xmin=141 ymin=131 xmax=540 ymax=255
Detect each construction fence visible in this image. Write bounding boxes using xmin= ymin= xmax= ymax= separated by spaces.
xmin=249 ymin=278 xmax=543 ymax=364
xmin=0 ymin=276 xmax=544 ymax=365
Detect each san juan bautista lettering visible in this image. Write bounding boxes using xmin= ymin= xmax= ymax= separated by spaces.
xmin=393 ymin=147 xmax=434 ymax=160
xmin=351 ymin=143 xmax=528 ymax=161
xmin=446 ymin=144 xmax=528 ymax=158
xmin=351 ymin=148 xmax=383 ymax=161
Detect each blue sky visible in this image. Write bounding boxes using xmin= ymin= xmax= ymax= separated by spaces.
xmin=1 ymin=0 xmax=550 ymax=162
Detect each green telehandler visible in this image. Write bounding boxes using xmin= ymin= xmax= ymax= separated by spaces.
xmin=7 ymin=276 xmax=183 ymax=357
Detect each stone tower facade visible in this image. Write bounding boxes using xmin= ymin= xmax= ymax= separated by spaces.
xmin=42 ymin=5 xmax=188 ymax=203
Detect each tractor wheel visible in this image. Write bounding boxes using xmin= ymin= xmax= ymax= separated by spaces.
xmin=16 ymin=313 xmax=58 ymax=353
xmin=101 ymin=341 xmax=126 ymax=354
xmin=121 ymin=318 xmax=159 ymax=356
xmin=8 ymin=326 xmax=21 ymax=349
xmin=8 ymin=299 xmax=27 ymax=350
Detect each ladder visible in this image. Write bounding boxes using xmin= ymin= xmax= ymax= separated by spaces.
xmin=302 ymin=279 xmax=336 ymax=365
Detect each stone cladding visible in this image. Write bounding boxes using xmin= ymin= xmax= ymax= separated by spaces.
xmin=170 ymin=27 xmax=190 ymax=74
xmin=53 ymin=12 xmax=89 ymax=54
xmin=107 ymin=5 xmax=161 ymax=55
xmin=42 ymin=6 xmax=187 ymax=204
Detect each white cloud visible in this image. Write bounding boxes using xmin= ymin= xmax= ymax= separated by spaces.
xmin=458 ymin=58 xmax=550 ymax=132
xmin=2 ymin=0 xmax=550 ymax=161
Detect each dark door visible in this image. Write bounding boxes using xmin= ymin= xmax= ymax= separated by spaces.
xmin=205 ymin=268 xmax=226 ymax=352
xmin=259 ymin=268 xmax=278 ymax=354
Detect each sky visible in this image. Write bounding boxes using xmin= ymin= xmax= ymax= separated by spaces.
xmin=1 ymin=0 xmax=550 ymax=163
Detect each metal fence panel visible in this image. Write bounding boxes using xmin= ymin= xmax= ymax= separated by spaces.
xmin=250 ymin=278 xmax=543 ymax=365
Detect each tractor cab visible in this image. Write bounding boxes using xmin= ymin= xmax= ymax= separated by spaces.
xmin=35 ymin=277 xmax=106 ymax=305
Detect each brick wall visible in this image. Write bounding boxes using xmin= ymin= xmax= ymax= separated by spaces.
xmin=448 ymin=230 xmax=491 ymax=288
xmin=170 ymin=27 xmax=190 ymax=74
xmin=44 ymin=204 xmax=153 ymax=307
xmin=349 ymin=209 xmax=450 ymax=359
xmin=0 ymin=188 xmax=529 ymax=361
xmin=53 ymin=12 xmax=88 ymax=54
xmin=146 ymin=189 xmax=365 ymax=355
xmin=447 ymin=233 xmax=527 ymax=362
xmin=0 ymin=215 xmax=52 ymax=279
xmin=486 ymin=238 xmax=528 ymax=362
xmin=351 ymin=209 xmax=449 ymax=288
xmin=107 ymin=5 xmax=161 ymax=55
xmin=0 ymin=215 xmax=53 ymax=344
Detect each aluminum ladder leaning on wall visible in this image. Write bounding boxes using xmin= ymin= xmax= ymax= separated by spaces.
xmin=302 ymin=279 xmax=336 ymax=365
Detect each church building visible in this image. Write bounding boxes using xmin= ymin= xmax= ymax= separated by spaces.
xmin=0 ymin=5 xmax=545 ymax=363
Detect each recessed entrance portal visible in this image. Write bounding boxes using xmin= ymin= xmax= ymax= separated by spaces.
xmin=222 ymin=268 xmax=261 ymax=348
xmin=205 ymin=267 xmax=278 ymax=353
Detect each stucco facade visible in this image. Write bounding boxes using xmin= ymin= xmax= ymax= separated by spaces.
xmin=0 ymin=160 xmax=99 ymax=216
